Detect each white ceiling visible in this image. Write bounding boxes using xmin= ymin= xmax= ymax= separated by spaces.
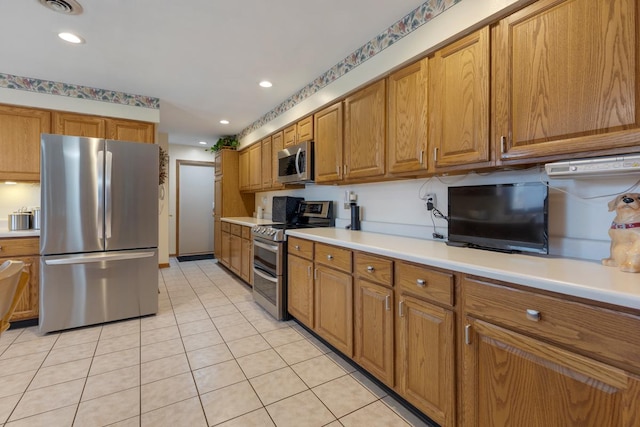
xmin=0 ymin=0 xmax=426 ymax=146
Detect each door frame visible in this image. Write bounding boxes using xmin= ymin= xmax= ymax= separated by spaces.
xmin=176 ymin=159 xmax=215 ymax=256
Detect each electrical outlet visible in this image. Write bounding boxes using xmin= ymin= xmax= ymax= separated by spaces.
xmin=426 ymin=193 xmax=436 ymax=210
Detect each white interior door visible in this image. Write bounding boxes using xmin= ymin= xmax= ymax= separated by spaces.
xmin=178 ymin=163 xmax=214 ymax=255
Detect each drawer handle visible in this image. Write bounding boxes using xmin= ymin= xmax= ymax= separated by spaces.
xmin=307 ymin=265 xmax=311 ymax=277
xmin=327 ymin=255 xmax=333 ymax=260
xmin=526 ymin=309 xmax=541 ymax=322
xmin=385 ymin=295 xmax=390 ymax=311
xmin=416 ymin=279 xmax=426 ymax=288
xmin=295 ymin=245 xmax=300 ymax=250
xmin=367 ymin=266 xmax=375 ymax=273
xmin=398 ymin=300 xmax=404 ymax=317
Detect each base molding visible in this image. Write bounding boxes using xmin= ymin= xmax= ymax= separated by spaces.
xmin=159 ymin=263 xmax=170 ymax=269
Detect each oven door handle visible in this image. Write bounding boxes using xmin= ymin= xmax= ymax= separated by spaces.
xmin=253 ymin=240 xmax=279 ymax=253
xmin=253 ymin=266 xmax=278 ymax=283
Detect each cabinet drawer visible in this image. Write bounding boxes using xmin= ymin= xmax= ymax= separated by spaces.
xmin=241 ymin=226 xmax=251 ymax=240
xmin=315 ymin=243 xmax=352 ymax=273
xmin=396 ymin=261 xmax=453 ymax=307
xmin=0 ymin=238 xmax=39 ymax=257
xmin=221 ymin=222 xmax=230 ymax=232
xmin=463 ymin=276 xmax=640 ymax=372
xmin=354 ymin=252 xmax=393 ymax=287
xmin=288 ymin=237 xmax=313 ymax=260
xmin=230 ymin=224 xmax=242 ymax=236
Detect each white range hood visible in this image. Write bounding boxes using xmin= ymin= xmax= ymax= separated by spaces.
xmin=545 ymin=154 xmax=640 ymax=178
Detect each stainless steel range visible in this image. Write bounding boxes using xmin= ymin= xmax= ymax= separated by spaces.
xmin=252 ymin=200 xmax=334 ymax=320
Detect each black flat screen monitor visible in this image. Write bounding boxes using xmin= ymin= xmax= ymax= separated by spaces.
xmin=447 ymin=182 xmax=549 ymax=254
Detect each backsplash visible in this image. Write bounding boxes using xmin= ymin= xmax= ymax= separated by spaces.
xmin=255 ymin=169 xmax=633 ymax=263
xmin=0 ymin=183 xmax=41 ymax=219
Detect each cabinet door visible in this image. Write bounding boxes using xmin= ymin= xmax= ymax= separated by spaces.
xmin=261 ymin=136 xmax=272 ymax=189
xmin=297 ymin=116 xmax=314 ymax=142
xmin=462 ymin=317 xmax=640 ymax=427
xmin=2 ymin=255 xmax=39 ymax=321
xmin=214 ymin=216 xmax=221 ymax=258
xmin=397 ymin=293 xmax=455 ymax=427
xmin=229 ymin=234 xmax=242 ymax=274
xmin=388 ymin=58 xmax=428 ymax=175
xmin=221 ymin=231 xmax=231 ymax=267
xmin=52 ymin=112 xmax=105 ymax=138
xmin=344 ymin=80 xmax=386 ymax=180
xmin=354 ymin=279 xmax=394 ymax=387
xmin=283 ymin=124 xmax=297 ymax=147
xmin=248 ymin=144 xmax=262 ymax=190
xmin=287 ymin=254 xmax=314 ymax=328
xmin=241 ymin=238 xmax=252 ymax=284
xmin=0 ymin=104 xmax=51 ymax=181
xmin=239 ymin=149 xmax=250 ymax=191
xmin=106 ymin=119 xmax=155 ymax=143
xmin=494 ymin=0 xmax=640 ymax=162
xmin=314 ymin=102 xmax=344 ymax=183
xmin=271 ymin=131 xmax=284 ymax=190
xmin=430 ymin=27 xmax=490 ymax=168
xmin=314 ymin=264 xmax=353 ymax=356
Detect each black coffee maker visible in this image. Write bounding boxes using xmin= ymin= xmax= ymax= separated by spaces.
xmin=272 ymin=196 xmax=304 ymax=224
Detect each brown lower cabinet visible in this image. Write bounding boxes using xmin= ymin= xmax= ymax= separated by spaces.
xmin=461 ymin=275 xmax=640 ymax=427
xmin=0 ymin=237 xmax=40 ymax=321
xmin=219 ymin=221 xmax=252 ymax=286
xmin=287 ymin=237 xmax=640 ymax=427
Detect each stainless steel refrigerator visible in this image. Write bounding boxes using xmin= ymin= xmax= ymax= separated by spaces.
xmin=39 ymin=134 xmax=159 ymax=333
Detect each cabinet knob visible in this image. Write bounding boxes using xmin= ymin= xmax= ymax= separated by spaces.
xmin=526 ymin=309 xmax=541 ymax=322
xmin=327 ymin=254 xmax=333 ymax=260
xmin=294 ymin=245 xmax=300 ymax=250
xmin=366 ymin=266 xmax=375 ymax=272
xmin=416 ymin=279 xmax=426 ymax=288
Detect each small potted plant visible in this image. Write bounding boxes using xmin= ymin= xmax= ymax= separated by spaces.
xmin=206 ymin=136 xmax=239 ymax=153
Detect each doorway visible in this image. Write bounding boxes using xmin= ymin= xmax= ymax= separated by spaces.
xmin=176 ymin=160 xmax=215 ymax=256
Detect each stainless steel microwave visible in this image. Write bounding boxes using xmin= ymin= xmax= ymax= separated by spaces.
xmin=277 ymin=140 xmax=314 ymax=184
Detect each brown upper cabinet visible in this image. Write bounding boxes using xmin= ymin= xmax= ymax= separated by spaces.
xmin=494 ymin=0 xmax=640 ymax=163
xmin=430 ymin=26 xmax=490 ymax=170
xmin=283 ymin=115 xmax=313 ymax=147
xmin=106 ymin=118 xmax=155 ymax=143
xmin=271 ymin=131 xmax=284 ymax=190
xmin=53 ymin=111 xmax=105 ymax=138
xmin=314 ymin=102 xmax=344 ymax=183
xmin=239 ymin=149 xmax=250 ymax=191
xmin=344 ymin=80 xmax=387 ymax=181
xmin=387 ymin=58 xmax=429 ymax=175
xmin=261 ymin=135 xmax=272 ymax=189
xmin=53 ymin=112 xmax=155 ymax=143
xmin=248 ymin=143 xmax=262 ymax=191
xmin=0 ymin=104 xmax=51 ymax=181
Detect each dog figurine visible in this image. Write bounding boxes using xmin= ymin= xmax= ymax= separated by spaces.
xmin=602 ymin=193 xmax=640 ymax=272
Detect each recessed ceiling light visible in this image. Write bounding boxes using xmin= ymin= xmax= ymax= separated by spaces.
xmin=199 ymin=141 xmax=207 ymax=145
xmin=58 ymin=32 xmax=84 ymax=44
xmin=220 ymin=120 xmax=230 ymax=125
xmin=259 ymin=81 xmax=273 ymax=88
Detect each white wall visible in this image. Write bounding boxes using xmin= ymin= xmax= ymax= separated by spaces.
xmin=167 ymin=144 xmax=216 ymax=255
xmin=157 ymin=133 xmax=170 ymax=266
xmin=0 ymin=183 xmax=41 ymax=230
xmin=255 ymin=170 xmax=637 ymax=262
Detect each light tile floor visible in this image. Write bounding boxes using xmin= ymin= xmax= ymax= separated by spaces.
xmin=0 ymin=259 xmax=434 ymax=427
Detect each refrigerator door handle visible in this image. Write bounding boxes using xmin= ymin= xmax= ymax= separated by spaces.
xmin=45 ymin=251 xmax=155 ymax=265
xmin=97 ymin=150 xmax=105 ymax=240
xmin=105 ymin=150 xmax=113 ymax=239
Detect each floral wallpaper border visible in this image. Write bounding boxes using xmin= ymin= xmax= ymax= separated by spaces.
xmin=237 ymin=0 xmax=462 ymax=140
xmin=0 ymin=73 xmax=159 ymax=109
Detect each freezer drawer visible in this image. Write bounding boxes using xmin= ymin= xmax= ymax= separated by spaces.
xmin=39 ymin=249 xmax=158 ymax=333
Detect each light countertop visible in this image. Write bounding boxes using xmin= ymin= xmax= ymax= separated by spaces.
xmin=221 ymin=217 xmax=281 ymax=227
xmin=286 ymin=228 xmax=640 ymax=311
xmin=0 ymin=220 xmax=40 ymax=238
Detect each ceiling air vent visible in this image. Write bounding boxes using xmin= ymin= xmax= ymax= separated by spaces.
xmin=38 ymin=0 xmax=83 ymax=15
